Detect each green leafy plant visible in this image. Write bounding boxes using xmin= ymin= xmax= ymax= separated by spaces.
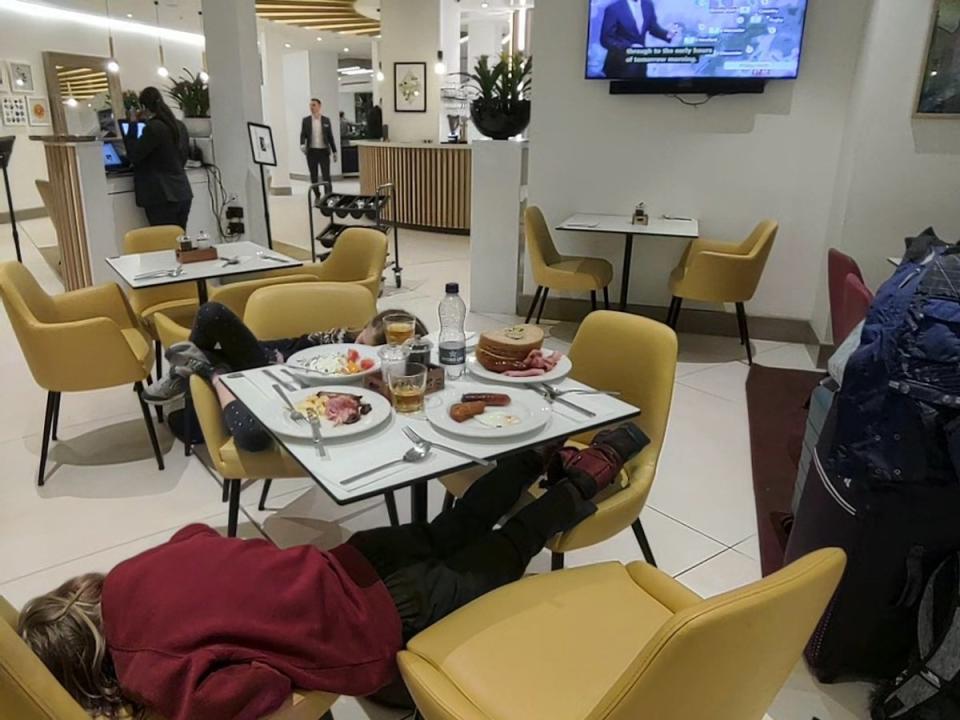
xmin=122 ymin=90 xmax=141 ymax=114
xmin=166 ymin=69 xmax=210 ymax=118
xmin=460 ymin=52 xmax=531 ymax=111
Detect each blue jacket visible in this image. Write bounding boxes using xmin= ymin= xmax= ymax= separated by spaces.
xmin=828 ymin=241 xmax=960 ymax=492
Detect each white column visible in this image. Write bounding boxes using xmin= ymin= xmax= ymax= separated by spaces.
xmin=201 ymin=0 xmax=266 ymax=243
xmin=283 ymin=51 xmax=311 ymax=182
xmin=309 ymin=50 xmax=343 ymax=177
xmin=371 ymin=39 xmax=382 ymax=106
xmin=262 ymin=25 xmax=291 ymax=194
xmin=438 ymin=0 xmax=461 ymax=140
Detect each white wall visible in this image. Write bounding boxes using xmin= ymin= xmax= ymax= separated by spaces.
xmin=309 ymin=49 xmax=342 ymax=176
xmin=527 ymin=0 xmax=871 ymax=321
xmin=0 ymin=8 xmax=202 ymax=210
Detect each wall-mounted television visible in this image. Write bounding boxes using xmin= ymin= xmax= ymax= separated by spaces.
xmin=586 ymin=0 xmax=810 ymax=90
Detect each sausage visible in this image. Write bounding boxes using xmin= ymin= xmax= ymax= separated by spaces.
xmin=449 ymin=401 xmax=487 ymax=423
xmin=461 ymin=393 xmax=511 ymax=406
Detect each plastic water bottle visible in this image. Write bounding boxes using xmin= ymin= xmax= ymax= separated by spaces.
xmin=438 ymin=282 xmax=467 ymax=380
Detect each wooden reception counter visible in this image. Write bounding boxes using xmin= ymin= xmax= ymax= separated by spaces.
xmin=356 ymin=141 xmax=471 ymax=234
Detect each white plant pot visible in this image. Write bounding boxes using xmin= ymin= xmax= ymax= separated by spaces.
xmin=182 ymin=117 xmax=212 ymax=138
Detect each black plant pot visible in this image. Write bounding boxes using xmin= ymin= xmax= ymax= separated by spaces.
xmin=470 ymin=100 xmax=531 ymax=140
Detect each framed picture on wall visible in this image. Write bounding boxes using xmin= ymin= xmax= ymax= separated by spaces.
xmin=916 ymin=0 xmax=960 ymax=117
xmin=394 ymin=62 xmax=427 ymax=113
xmin=247 ymin=121 xmax=277 ymax=166
xmin=1 ymin=96 xmax=28 ymax=126
xmin=7 ymin=62 xmax=35 ymax=93
xmin=27 ymin=97 xmax=51 ymax=126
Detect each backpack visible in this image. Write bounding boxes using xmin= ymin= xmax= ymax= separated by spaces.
xmin=871 ymin=552 xmax=960 ymax=719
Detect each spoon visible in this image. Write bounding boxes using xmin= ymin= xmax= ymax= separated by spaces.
xmin=402 ymin=426 xmax=493 ymax=467
xmin=341 ymin=444 xmax=431 ymax=487
xmin=256 ymin=251 xmax=288 ymax=263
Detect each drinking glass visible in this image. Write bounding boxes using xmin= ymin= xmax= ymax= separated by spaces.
xmin=378 ymin=344 xmax=410 ymax=383
xmin=384 ymin=312 xmax=416 ymax=346
xmin=389 ymin=362 xmax=428 ymax=414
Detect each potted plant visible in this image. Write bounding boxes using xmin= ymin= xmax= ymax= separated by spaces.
xmin=461 ymin=52 xmax=532 ymax=140
xmin=167 ymin=69 xmax=211 ymax=138
xmin=122 ymin=89 xmax=141 ymax=119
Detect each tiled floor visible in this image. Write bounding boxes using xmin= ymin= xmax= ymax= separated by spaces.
xmin=0 ymin=184 xmax=872 ymax=719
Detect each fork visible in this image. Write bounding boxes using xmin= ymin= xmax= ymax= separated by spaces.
xmin=402 ymin=426 xmax=493 ymax=467
xmin=271 ymin=383 xmax=308 ymax=425
xmin=264 ymin=368 xmax=298 ymax=392
xmin=539 ymin=385 xmax=621 ymax=399
xmin=305 ymin=407 xmax=327 ymax=457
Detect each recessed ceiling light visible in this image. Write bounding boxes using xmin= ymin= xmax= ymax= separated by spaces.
xmin=480 ymin=1 xmax=489 ymax=7
xmin=284 ymin=42 xmax=292 ymax=48
xmin=316 ymin=36 xmax=323 ymax=41
xmin=126 ymin=12 xmax=133 ymax=18
xmin=343 ymin=47 xmax=350 ymax=52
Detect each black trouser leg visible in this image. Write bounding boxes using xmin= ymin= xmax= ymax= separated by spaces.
xmin=226 ymin=478 xmax=241 ymax=537
xmin=736 ymin=302 xmax=753 ymax=364
xmin=176 ymin=199 xmax=192 ymax=231
xmin=51 ymin=392 xmax=61 ymax=441
xmin=38 ymin=391 xmax=58 ymax=486
xmin=135 ymin=382 xmax=165 ymax=471
xmin=258 ymin=479 xmax=273 ymax=510
xmin=317 ymin=149 xmax=333 ymax=195
xmin=525 ymin=286 xmax=543 ymax=324
xmin=307 ymin=149 xmax=320 ymax=197
xmin=537 ymin=288 xmax=550 ymax=323
xmin=632 ymin=518 xmax=657 ymax=566
xmin=190 ymin=302 xmax=271 ymax=370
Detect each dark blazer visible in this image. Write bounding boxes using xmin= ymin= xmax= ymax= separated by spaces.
xmin=123 ymin=118 xmax=192 ymax=208
xmin=600 ymin=0 xmax=672 ymax=78
xmin=300 ymin=115 xmax=338 ymax=154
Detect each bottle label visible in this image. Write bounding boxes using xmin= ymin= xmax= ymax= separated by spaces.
xmin=439 ymin=344 xmax=466 ymax=366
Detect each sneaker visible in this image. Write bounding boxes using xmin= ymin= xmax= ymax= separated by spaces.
xmin=552 ymin=424 xmax=650 ymax=500
xmin=142 ymin=372 xmax=187 ymax=405
xmin=166 ymin=342 xmax=215 ymax=379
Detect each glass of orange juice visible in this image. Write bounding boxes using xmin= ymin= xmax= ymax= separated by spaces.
xmin=384 ymin=313 xmax=416 ymax=346
xmin=389 ymin=362 xmax=428 ymax=414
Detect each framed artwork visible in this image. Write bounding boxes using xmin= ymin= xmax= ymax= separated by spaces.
xmin=8 ymin=62 xmax=35 ymax=94
xmin=1 ymin=96 xmax=28 ymax=126
xmin=0 ymin=65 xmax=7 ymax=93
xmin=394 ymin=62 xmax=427 ymax=113
xmin=916 ymin=0 xmax=960 ymax=117
xmin=27 ymin=97 xmax=50 ymax=126
xmin=247 ymin=121 xmax=277 ymax=166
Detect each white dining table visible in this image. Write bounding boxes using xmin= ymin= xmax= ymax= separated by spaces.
xmin=105 ymin=240 xmax=303 ymax=303
xmin=556 ymin=213 xmax=700 ymax=311
xmin=219 ymin=367 xmax=640 ymax=524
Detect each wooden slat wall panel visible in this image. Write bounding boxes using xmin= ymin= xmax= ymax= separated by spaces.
xmin=43 ymin=144 xmax=93 ymax=290
xmin=359 ymin=145 xmax=471 ymax=233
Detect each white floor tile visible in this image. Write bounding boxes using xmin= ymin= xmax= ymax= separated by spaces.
xmin=676 ymin=548 xmax=762 ymax=598
xmin=677 ymin=359 xmax=751 ymax=403
xmin=733 ymin=534 xmax=762 ymax=562
xmin=767 ymin=662 xmax=873 ymax=720
xmin=755 ymin=344 xmax=820 ymax=372
xmin=329 ymin=696 xmax=411 ymax=720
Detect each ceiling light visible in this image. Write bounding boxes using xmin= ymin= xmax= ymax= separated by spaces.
xmin=106 ymin=60 xmax=120 ymax=73
xmin=316 ymin=36 xmax=322 ymax=41
xmin=125 ymin=12 xmax=131 ymax=17
xmin=481 ymin=1 xmax=489 ymax=7
xmin=501 ymin=34 xmax=510 ymax=45
xmin=343 ymin=47 xmax=350 ymax=52
xmin=284 ymin=42 xmax=291 ymax=48
xmin=434 ymin=50 xmax=446 ymax=75
xmin=376 ymin=62 xmax=384 ymax=82
xmin=64 ymin=97 xmax=78 ymax=107
xmin=460 ymin=35 xmax=469 ymax=44
xmin=157 ymin=65 xmax=169 ymax=77
xmin=198 ymin=70 xmax=209 ymax=82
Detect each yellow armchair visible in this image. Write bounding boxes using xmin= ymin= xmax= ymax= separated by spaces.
xmin=398 ymin=549 xmax=846 ymax=720
xmin=0 ymin=595 xmax=337 ymax=720
xmin=667 ymin=220 xmax=778 ymax=364
xmin=244 ymin=282 xmax=377 ymax=341
xmin=0 ymin=262 xmax=164 ymax=485
xmin=525 ymin=206 xmax=614 ymax=323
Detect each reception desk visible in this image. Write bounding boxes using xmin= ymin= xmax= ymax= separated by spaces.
xmin=356 ymin=141 xmax=471 ymax=233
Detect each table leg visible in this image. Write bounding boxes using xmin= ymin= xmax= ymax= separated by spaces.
xmin=411 ymin=483 xmax=428 ymax=523
xmin=620 ymin=234 xmax=634 ymax=311
xmin=196 ymin=279 xmax=208 ymax=304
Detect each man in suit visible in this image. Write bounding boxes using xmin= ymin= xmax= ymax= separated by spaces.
xmin=300 ymin=98 xmax=338 ymax=197
xmin=600 ymin=0 xmax=679 ymax=79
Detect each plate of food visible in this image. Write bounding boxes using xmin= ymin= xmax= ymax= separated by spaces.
xmin=286 ymin=344 xmax=380 ymax=383
xmin=466 ymin=325 xmax=572 ymax=385
xmin=425 ymin=385 xmax=551 ymax=440
xmin=265 ymin=386 xmax=392 ymax=439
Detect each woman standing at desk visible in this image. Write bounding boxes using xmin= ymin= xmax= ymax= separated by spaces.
xmin=124 ymin=87 xmax=192 ymax=229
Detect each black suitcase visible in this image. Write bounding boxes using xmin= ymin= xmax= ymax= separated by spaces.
xmin=785 ymin=406 xmax=960 ymax=683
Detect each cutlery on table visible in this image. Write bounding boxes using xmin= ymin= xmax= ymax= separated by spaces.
xmin=220 ymin=256 xmax=243 ymax=267
xmin=402 ymin=426 xmax=493 ymax=467
xmin=661 ymin=214 xmax=695 ymax=222
xmin=264 ymin=368 xmax=298 ymax=392
xmin=271 ymin=383 xmax=308 ymax=425
xmin=256 ymin=251 xmax=288 ymax=263
xmin=304 ymin=407 xmax=326 ymax=458
xmin=134 ymin=266 xmax=183 ymax=280
xmin=539 ymin=385 xmax=621 ymax=399
xmin=536 ymin=385 xmax=597 ymax=418
xmin=281 ymin=368 xmax=307 ymax=388
xmin=341 ymin=444 xmax=431 ymax=487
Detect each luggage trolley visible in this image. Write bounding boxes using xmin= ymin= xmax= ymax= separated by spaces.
xmin=307 ymin=182 xmax=402 ymax=289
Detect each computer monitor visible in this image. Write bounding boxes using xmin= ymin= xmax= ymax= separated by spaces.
xmin=119 ymin=120 xmax=146 ymax=139
xmin=102 ymin=141 xmax=127 ymax=171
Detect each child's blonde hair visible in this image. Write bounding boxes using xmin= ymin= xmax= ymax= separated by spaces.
xmin=17 ymin=573 xmax=137 ymax=719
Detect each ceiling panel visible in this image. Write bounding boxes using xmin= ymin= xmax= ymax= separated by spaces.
xmin=255 ymin=0 xmax=380 ymax=36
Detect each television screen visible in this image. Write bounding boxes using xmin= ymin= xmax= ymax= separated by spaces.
xmin=586 ymin=0 xmax=809 ymax=81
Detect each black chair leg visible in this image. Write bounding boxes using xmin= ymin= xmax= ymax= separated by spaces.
xmin=184 ymin=391 xmax=194 ymax=457
xmin=632 ymin=518 xmax=658 ymax=567
xmin=603 ymin=286 xmax=610 ymax=310
xmin=258 ymin=479 xmax=273 ymax=511
xmin=551 ymin=552 xmax=565 ymax=571
xmin=38 ymin=391 xmax=58 ymax=487
xmin=590 ymin=290 xmax=597 ymax=311
xmin=51 ymin=392 xmax=61 ymax=441
xmin=222 ymin=480 xmax=229 ymax=502
xmin=385 ymin=491 xmax=400 ymax=527
xmin=155 ymin=340 xmax=163 ymax=380
xmin=536 ymin=288 xmax=550 ymax=324
xmin=442 ymin=491 xmax=456 ymax=512
xmin=135 ymin=382 xmax=165 ymax=471
xmin=226 ymin=478 xmax=242 ymax=537
xmin=525 ymin=286 xmax=544 ymax=324
xmin=736 ymin=302 xmax=753 ymax=365
xmin=667 ymin=297 xmax=683 ymax=329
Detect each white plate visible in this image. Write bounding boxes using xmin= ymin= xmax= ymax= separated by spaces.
xmin=465 ymin=352 xmax=572 ymax=385
xmin=263 ymin=386 xmax=392 ymax=439
xmin=426 ymin=384 xmax=552 ymax=440
xmin=286 ymin=344 xmax=380 ymax=383
xmin=424 ymin=330 xmax=479 ymax=350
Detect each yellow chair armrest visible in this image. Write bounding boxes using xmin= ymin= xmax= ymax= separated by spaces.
xmin=397 ymin=651 xmax=490 ymax=720
xmin=681 ymin=250 xmax=763 ymax=303
xmin=626 ymin=561 xmax=702 ymax=612
xmin=689 ymin=237 xmax=744 ymax=256
xmin=210 ymin=274 xmax=316 ymax=317
xmin=30 ymin=318 xmax=146 ymax=390
xmin=139 ymin=298 xmax=198 ymax=321
xmin=53 ymin=283 xmax=137 ymax=328
xmin=154 ymin=311 xmax=192 ymax=348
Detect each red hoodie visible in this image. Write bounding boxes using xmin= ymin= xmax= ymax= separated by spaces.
xmin=101 ymin=524 xmax=403 ymax=720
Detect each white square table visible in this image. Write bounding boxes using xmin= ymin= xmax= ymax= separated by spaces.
xmin=556 ymin=213 xmax=700 ymax=311
xmin=105 ymin=240 xmax=303 ymax=303
xmin=220 ymin=368 xmax=640 ymax=524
